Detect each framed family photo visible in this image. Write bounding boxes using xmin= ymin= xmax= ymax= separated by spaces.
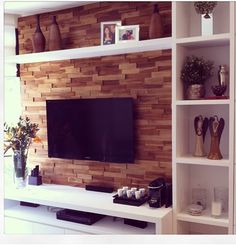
xmin=116 ymin=25 xmax=139 ymax=43
xmin=101 ymin=21 xmax=121 ymax=45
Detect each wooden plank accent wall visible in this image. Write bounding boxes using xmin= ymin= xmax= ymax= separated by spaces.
xmin=18 ymin=2 xmax=172 ymax=189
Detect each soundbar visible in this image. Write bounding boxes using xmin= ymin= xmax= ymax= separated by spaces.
xmin=85 ymin=184 xmax=114 ymax=193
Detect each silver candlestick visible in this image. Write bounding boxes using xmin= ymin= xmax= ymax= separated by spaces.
xmin=218 ymin=65 xmax=227 ymax=86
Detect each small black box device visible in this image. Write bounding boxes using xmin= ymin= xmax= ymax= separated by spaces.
xmin=56 ymin=209 xmax=105 ymax=225
xmin=85 ymin=184 xmax=114 ymax=193
xmin=28 ymin=176 xmax=42 ymax=185
xmin=165 ymin=183 xmax=172 ymax=208
xmin=28 ymin=165 xmax=42 ymax=186
xmin=20 ymin=201 xmax=40 ymax=207
xmin=124 ymin=218 xmax=147 ymax=229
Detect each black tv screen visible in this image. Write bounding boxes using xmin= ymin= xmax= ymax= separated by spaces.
xmin=46 ymin=98 xmax=134 ymax=163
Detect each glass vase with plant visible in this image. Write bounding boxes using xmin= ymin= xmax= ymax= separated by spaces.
xmin=181 ymin=55 xmax=214 ymax=99
xmin=4 ymin=116 xmax=41 ymax=188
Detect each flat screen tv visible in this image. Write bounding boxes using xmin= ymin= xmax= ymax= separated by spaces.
xmin=46 ymin=98 xmax=134 ymax=163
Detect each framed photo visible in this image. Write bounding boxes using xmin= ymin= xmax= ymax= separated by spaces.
xmin=116 ymin=25 xmax=139 ymax=43
xmin=101 ymin=21 xmax=121 ymax=45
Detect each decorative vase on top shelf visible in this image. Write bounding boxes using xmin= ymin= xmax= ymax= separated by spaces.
xmin=48 ymin=15 xmax=62 ymax=51
xmin=194 ymin=1 xmax=217 ymax=36
xmin=32 ymin=14 xmax=46 ymax=53
xmin=149 ymin=4 xmax=163 ymax=39
xmin=4 ymin=117 xmax=41 ymax=189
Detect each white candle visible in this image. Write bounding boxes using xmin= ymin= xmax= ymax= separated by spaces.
xmin=211 ymin=201 xmax=222 ymax=217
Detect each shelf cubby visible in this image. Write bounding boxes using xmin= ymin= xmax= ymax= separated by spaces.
xmin=176 ymin=163 xmax=229 ymax=229
xmin=175 ymin=104 xmax=229 ymax=160
xmin=175 ymin=2 xmax=230 ymax=39
xmin=175 ymin=43 xmax=230 ymax=101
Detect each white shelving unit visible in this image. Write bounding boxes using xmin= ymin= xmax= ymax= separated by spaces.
xmin=6 ymin=37 xmax=172 ymax=64
xmin=234 ymin=2 xmax=236 ymax=235
xmin=4 ymin=184 xmax=172 ymax=235
xmin=172 ymin=1 xmax=235 ymax=234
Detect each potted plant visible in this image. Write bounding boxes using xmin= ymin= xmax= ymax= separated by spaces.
xmin=4 ymin=116 xmax=41 ymax=188
xmin=181 ymin=55 xmax=214 ymax=100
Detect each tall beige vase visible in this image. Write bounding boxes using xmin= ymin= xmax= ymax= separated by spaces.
xmin=149 ymin=4 xmax=164 ymax=39
xmin=32 ymin=14 xmax=46 ymax=53
xmin=48 ymin=16 xmax=62 ymax=51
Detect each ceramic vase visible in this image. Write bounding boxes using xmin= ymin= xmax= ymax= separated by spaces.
xmin=186 ymin=84 xmax=205 ymax=100
xmin=48 ymin=16 xmax=62 ymax=51
xmin=32 ymin=15 xmax=46 ymax=53
xmin=149 ymin=4 xmax=163 ymax=39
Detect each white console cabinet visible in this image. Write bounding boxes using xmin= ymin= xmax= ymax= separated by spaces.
xmin=4 ymin=184 xmax=172 ymax=235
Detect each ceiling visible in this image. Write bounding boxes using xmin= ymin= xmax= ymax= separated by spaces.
xmin=4 ymin=1 xmax=95 ymax=16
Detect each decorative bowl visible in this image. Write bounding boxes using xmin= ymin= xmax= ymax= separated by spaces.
xmin=211 ymin=85 xmax=227 ymax=96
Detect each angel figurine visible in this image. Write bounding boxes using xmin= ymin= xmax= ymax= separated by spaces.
xmin=194 ymin=115 xmax=209 ymax=157
xmin=208 ymin=115 xmax=225 ymax=160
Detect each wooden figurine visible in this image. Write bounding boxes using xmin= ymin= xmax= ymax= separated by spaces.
xmin=208 ymin=115 xmax=225 ymax=160
xmin=194 ymin=115 xmax=208 ymax=157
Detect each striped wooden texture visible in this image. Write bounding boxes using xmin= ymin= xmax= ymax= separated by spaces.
xmin=18 ymin=1 xmax=172 ymax=189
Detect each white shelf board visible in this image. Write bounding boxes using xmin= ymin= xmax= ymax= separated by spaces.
xmin=6 ymin=37 xmax=173 ymax=64
xmin=176 ymin=155 xmax=230 ymax=167
xmin=177 ymin=208 xmax=229 ymax=228
xmin=175 ymin=99 xmax=230 ymax=106
xmin=176 ymin=33 xmax=230 ymax=48
xmin=5 ymin=205 xmax=155 ymax=235
xmin=4 ymin=183 xmax=172 ymax=224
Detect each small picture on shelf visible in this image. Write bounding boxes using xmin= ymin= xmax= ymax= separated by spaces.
xmin=101 ymin=21 xmax=121 ymax=45
xmin=116 ymin=25 xmax=139 ymax=43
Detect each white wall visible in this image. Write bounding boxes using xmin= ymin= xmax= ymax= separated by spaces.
xmin=4 ymin=14 xmax=21 ymax=126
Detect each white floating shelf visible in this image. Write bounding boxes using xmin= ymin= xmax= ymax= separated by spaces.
xmin=177 ymin=209 xmax=229 ymax=227
xmin=176 ymin=33 xmax=230 ymax=48
xmin=176 ymin=99 xmax=230 ymax=106
xmin=5 ymin=205 xmax=155 ymax=235
xmin=4 ymin=183 xmax=172 ymax=224
xmin=6 ymin=37 xmax=173 ymax=64
xmin=176 ymin=155 xmax=230 ymax=167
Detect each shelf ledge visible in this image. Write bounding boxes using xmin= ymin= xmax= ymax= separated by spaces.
xmin=177 ymin=209 xmax=229 ymax=227
xmin=175 ymin=99 xmax=230 ymax=106
xmin=176 ymin=155 xmax=230 ymax=167
xmin=6 ymin=37 xmax=173 ymax=64
xmin=176 ymin=33 xmax=231 ymax=47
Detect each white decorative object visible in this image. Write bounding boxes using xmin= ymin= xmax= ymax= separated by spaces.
xmin=188 ymin=204 xmax=203 ymax=216
xmin=211 ymin=201 xmax=222 ymax=217
xmin=117 ymin=188 xmax=123 ymax=197
xmin=194 ymin=2 xmax=217 ymax=36
xmin=135 ymin=191 xmax=141 ymax=200
xmin=126 ymin=190 xmax=132 ymax=198
xmin=213 ymin=186 xmax=228 ymax=212
xmin=201 ymin=13 xmax=213 ymax=36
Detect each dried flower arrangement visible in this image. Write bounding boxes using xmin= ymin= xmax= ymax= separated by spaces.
xmin=181 ymin=55 xmax=214 ymax=85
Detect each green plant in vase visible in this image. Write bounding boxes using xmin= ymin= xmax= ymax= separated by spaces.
xmin=4 ymin=116 xmax=41 ymax=188
xmin=181 ymin=55 xmax=214 ymax=100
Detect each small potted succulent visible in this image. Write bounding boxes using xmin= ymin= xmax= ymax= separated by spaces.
xmin=181 ymin=55 xmax=214 ymax=100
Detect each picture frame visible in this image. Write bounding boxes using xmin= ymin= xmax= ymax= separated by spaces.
xmin=101 ymin=21 xmax=121 ymax=45
xmin=116 ymin=25 xmax=140 ymax=43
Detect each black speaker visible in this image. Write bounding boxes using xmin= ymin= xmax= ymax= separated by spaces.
xmin=165 ymin=183 xmax=172 ymax=208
